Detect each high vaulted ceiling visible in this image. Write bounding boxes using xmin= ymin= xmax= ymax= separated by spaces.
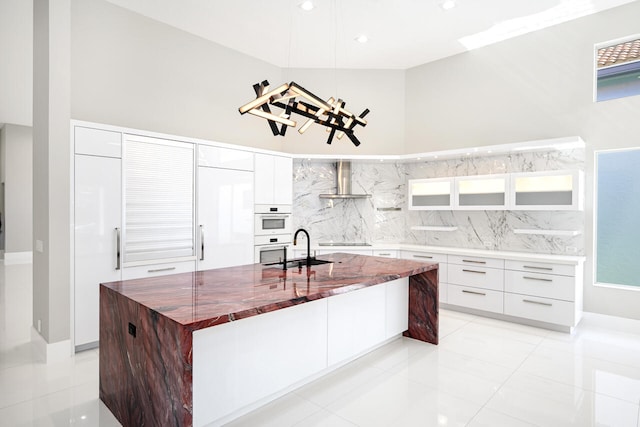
xmin=104 ymin=0 xmax=637 ymax=69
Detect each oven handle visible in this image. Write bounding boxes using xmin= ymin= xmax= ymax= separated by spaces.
xmin=258 ymin=245 xmax=290 ymax=252
xmin=259 ymin=215 xmax=291 ymax=220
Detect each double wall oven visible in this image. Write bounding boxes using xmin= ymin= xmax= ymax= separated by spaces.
xmin=254 ymin=205 xmax=292 ymax=264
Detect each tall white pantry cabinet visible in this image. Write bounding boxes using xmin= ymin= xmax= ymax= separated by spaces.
xmin=72 ymin=123 xmax=269 ymax=350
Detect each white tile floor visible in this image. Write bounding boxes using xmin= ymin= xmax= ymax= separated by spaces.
xmin=1 ymin=262 xmax=640 ymax=426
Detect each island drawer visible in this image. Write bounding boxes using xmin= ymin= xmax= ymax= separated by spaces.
xmin=504 ymin=293 xmax=576 ymax=326
xmin=505 ymin=270 xmax=576 ymax=301
xmin=448 ymin=264 xmax=504 ymax=291
xmin=448 ymin=254 xmax=504 ymax=269
xmin=122 ymin=260 xmax=196 ymax=280
xmin=447 ymin=284 xmax=503 ymax=314
xmin=400 ymin=251 xmax=447 ymax=263
xmin=505 ymin=260 xmax=577 ymax=277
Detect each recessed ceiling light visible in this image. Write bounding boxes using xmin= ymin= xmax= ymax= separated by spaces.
xmin=441 ymin=0 xmax=456 ymax=10
xmin=299 ymin=1 xmax=314 ymax=11
xmin=355 ymin=35 xmax=369 ymax=44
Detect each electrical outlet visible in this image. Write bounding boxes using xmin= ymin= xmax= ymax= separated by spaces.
xmin=483 ymin=241 xmax=493 ymax=248
xmin=566 ymin=246 xmax=578 ymax=254
xmin=37 ymin=319 xmax=41 ymax=333
xmin=35 ymin=240 xmax=44 ymax=253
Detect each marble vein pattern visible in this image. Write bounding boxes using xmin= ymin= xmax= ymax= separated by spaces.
xmin=293 ymin=147 xmax=584 ymax=255
xmin=98 ymin=254 xmax=438 ymax=426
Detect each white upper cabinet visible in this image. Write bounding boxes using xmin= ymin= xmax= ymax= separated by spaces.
xmin=409 ymin=170 xmax=583 ymax=211
xmin=408 ymin=178 xmax=454 ymax=210
xmin=198 ymin=145 xmax=254 ymax=171
xmin=74 ymin=126 xmax=121 ymax=158
xmin=455 ymin=174 xmax=509 ymax=210
xmin=510 ymin=170 xmax=583 ymax=211
xmin=254 ymin=153 xmax=293 ymax=206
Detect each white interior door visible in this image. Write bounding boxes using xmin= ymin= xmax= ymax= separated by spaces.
xmin=74 ymin=154 xmax=121 ymax=348
xmin=198 ymin=167 xmax=254 ymax=270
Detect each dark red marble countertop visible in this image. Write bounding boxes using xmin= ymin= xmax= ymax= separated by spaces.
xmin=101 ymin=253 xmax=438 ymax=331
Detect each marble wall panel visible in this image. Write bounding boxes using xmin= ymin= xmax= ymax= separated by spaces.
xmin=292 ymin=148 xmax=585 ymax=255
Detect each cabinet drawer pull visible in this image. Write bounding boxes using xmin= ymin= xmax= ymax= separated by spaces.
xmin=462 ymin=269 xmax=486 ymax=274
xmin=523 ymin=299 xmax=552 ymax=307
xmin=148 ymin=267 xmax=176 ymax=273
xmin=200 ymin=225 xmax=205 ymax=261
xmin=523 ymin=265 xmax=553 ymax=271
xmin=378 ymin=253 xmax=391 ymax=256
xmin=413 ymin=255 xmax=433 ymax=259
xmin=462 ymin=290 xmax=486 ymax=296
xmin=462 ymin=259 xmax=486 ymax=264
xmin=115 ymin=227 xmax=121 ymax=271
xmin=523 ymin=276 xmax=553 ymax=282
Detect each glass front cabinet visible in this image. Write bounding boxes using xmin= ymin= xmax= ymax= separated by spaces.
xmin=455 ymin=174 xmax=509 ymax=210
xmin=510 ymin=170 xmax=583 ymax=211
xmin=408 ymin=178 xmax=454 ymax=210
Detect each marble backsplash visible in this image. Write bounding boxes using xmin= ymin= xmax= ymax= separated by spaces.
xmin=292 ymin=148 xmax=585 ymax=255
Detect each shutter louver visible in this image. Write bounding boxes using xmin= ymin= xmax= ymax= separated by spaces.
xmin=124 ymin=135 xmax=195 ymax=263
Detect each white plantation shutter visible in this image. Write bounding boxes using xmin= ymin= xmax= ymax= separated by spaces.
xmin=123 ymin=135 xmax=195 ymax=263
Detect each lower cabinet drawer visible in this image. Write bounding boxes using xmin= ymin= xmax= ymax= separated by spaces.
xmin=505 ymin=270 xmax=576 ymax=301
xmin=447 ymin=284 xmax=503 ymax=314
xmin=504 ymin=293 xmax=576 ymax=327
xmin=122 ymin=260 xmax=196 ymax=280
xmin=448 ymin=264 xmax=504 ymax=291
xmin=373 ymin=249 xmax=398 ymax=258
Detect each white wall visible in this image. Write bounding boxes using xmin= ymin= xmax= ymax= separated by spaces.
xmin=405 ymin=1 xmax=640 ymax=320
xmin=0 ymin=0 xmax=33 ymax=127
xmin=0 ymin=125 xmax=33 ymax=254
xmin=70 ymin=0 xmax=405 ymax=156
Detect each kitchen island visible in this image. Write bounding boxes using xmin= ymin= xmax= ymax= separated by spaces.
xmin=99 ymin=253 xmax=438 ymax=426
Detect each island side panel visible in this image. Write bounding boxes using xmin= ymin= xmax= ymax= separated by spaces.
xmin=100 ymin=285 xmax=193 ymax=426
xmin=405 ymin=268 xmax=439 ymax=344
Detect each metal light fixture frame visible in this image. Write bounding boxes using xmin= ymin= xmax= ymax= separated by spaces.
xmin=239 ymin=80 xmax=370 ymax=147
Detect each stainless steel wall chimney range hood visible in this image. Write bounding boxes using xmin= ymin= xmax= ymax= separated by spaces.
xmin=319 ymin=160 xmax=371 ymax=199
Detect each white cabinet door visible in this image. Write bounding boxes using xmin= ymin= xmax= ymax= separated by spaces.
xmin=198 ymin=167 xmax=254 ymax=270
xmin=273 ymin=155 xmax=293 ymax=205
xmin=408 ymin=178 xmax=454 ymax=210
xmin=74 ymin=154 xmax=121 ymax=348
xmin=254 ymin=153 xmax=292 ymax=205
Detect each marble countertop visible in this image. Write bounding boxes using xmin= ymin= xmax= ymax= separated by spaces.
xmin=298 ymin=243 xmax=585 ymax=265
xmin=100 ymin=253 xmax=437 ymax=331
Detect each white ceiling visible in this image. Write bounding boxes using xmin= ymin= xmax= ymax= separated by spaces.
xmin=104 ymin=0 xmax=636 ymax=69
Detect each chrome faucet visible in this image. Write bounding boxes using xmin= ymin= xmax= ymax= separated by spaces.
xmin=293 ymin=228 xmax=312 ymax=266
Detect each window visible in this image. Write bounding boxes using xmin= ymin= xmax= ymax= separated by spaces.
xmin=595 ymin=36 xmax=640 ymax=102
xmin=595 ymin=148 xmax=640 ymax=288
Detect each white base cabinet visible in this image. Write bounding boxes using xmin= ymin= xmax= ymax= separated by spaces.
xmin=402 ymin=247 xmax=583 ymax=332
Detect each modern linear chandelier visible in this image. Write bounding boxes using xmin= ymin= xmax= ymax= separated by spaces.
xmin=238 ymin=80 xmax=369 ymax=147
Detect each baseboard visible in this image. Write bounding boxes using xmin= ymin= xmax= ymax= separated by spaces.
xmin=4 ymin=251 xmax=33 ymax=265
xmin=31 ymin=327 xmax=72 ymax=363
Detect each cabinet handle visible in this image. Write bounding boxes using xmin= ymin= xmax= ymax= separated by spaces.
xmin=523 ymin=276 xmax=553 ymax=282
xmin=413 ymin=255 xmax=433 ymax=259
xmin=378 ymin=253 xmax=391 ymax=256
xmin=462 ymin=289 xmax=486 ymax=296
xmin=200 ymin=225 xmax=205 ymax=261
xmin=523 ymin=265 xmax=553 ymax=271
xmin=462 ymin=269 xmax=486 ymax=274
xmin=148 ymin=267 xmax=176 ymax=273
xmin=523 ymin=299 xmax=552 ymax=307
xmin=115 ymin=227 xmax=121 ymax=270
xmin=462 ymin=259 xmax=486 ymax=264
